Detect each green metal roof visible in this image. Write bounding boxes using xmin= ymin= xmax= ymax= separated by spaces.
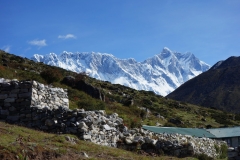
xmin=207 ymin=127 xmax=240 ymax=138
xmin=142 ymin=125 xmax=216 ymax=138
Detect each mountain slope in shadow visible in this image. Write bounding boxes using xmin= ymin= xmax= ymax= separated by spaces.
xmin=167 ymin=56 xmax=240 ymax=113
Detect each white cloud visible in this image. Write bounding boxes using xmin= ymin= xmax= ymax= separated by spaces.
xmin=58 ymin=34 xmax=76 ymax=39
xmin=28 ymin=39 xmax=47 ymax=47
xmin=2 ymin=45 xmax=11 ymax=52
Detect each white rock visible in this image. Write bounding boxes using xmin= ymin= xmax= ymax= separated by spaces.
xmin=62 ymin=98 xmax=69 ymax=103
xmin=83 ymin=135 xmax=91 ymax=140
xmin=78 ymin=122 xmax=89 ymax=129
xmin=103 ymin=124 xmax=111 ymax=131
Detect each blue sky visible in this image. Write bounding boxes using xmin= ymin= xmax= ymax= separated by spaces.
xmin=1 ymin=0 xmax=240 ymax=65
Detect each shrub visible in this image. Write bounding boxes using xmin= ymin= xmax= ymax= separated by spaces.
xmin=196 ymin=153 xmax=213 ymax=160
xmin=219 ymin=144 xmax=228 ymax=159
xmin=78 ymin=98 xmax=105 ymax=111
xmin=40 ymin=69 xmax=62 ymax=83
xmin=142 ymin=98 xmax=152 ymax=107
xmin=75 ymin=72 xmax=88 ymax=81
xmin=235 ymin=113 xmax=240 ymax=121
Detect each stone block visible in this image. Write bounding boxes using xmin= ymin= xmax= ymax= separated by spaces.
xmin=31 ymin=121 xmax=43 ymax=127
xmin=20 ymin=117 xmax=32 ymax=122
xmin=32 ymin=81 xmax=38 ymax=87
xmin=16 ymin=98 xmax=25 ymax=103
xmin=26 ymin=113 xmax=32 ymax=118
xmin=9 ymin=94 xmax=17 ymax=98
xmin=19 ymin=83 xmax=32 ymax=89
xmin=18 ymin=92 xmax=32 ymax=98
xmin=19 ymin=114 xmax=26 ymax=118
xmin=32 ymin=115 xmax=41 ymax=121
xmin=0 ymin=110 xmax=9 ymax=115
xmin=78 ymin=122 xmax=89 ymax=129
xmin=62 ymin=98 xmax=69 ymax=103
xmin=4 ymin=102 xmax=11 ymax=107
xmin=20 ymin=101 xmax=31 ymax=106
xmin=103 ymin=124 xmax=111 ymax=131
xmin=0 ymin=94 xmax=8 ymax=99
xmin=20 ymin=89 xmax=29 ymax=93
xmin=10 ymin=89 xmax=20 ymax=93
xmin=0 ymin=91 xmax=10 ymax=94
xmin=37 ymin=84 xmax=45 ymax=90
xmin=9 ymin=106 xmax=16 ymax=112
xmin=32 ymin=88 xmax=37 ymax=94
xmin=6 ymin=115 xmax=19 ymax=122
xmin=2 ymin=83 xmax=11 ymax=87
xmin=68 ymin=127 xmax=78 ymax=134
xmin=45 ymin=119 xmax=57 ymax=126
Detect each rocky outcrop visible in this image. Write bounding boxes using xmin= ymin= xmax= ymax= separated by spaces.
xmin=62 ymin=76 xmax=105 ymax=101
xmin=75 ymin=80 xmax=105 ymax=101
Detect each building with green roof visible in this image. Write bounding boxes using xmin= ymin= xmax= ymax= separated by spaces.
xmin=207 ymin=127 xmax=240 ymax=147
xmin=142 ymin=125 xmax=240 ymax=147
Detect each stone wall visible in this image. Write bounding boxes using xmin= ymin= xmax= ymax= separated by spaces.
xmin=0 ymin=78 xmax=68 ymax=123
xmin=31 ymin=80 xmax=68 ymax=110
xmin=0 ymin=78 xmax=226 ymax=158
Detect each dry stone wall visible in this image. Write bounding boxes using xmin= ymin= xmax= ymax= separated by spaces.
xmin=0 ymin=78 xmax=226 ymax=158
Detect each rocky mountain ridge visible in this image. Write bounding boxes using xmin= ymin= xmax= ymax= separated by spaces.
xmin=32 ymin=47 xmax=210 ymax=96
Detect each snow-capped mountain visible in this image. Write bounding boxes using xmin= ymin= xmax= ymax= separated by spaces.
xmin=32 ymin=47 xmax=210 ymax=96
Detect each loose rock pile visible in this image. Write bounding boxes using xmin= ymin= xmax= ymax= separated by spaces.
xmin=0 ymin=78 xmax=226 ymax=158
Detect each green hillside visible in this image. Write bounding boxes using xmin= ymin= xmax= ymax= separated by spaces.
xmin=1 ymin=50 xmax=239 ymax=129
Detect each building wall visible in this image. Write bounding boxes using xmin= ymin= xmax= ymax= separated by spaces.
xmin=0 ymin=79 xmax=69 ymax=123
xmin=231 ymin=137 xmax=239 ymax=148
xmin=221 ymin=137 xmax=240 ymax=148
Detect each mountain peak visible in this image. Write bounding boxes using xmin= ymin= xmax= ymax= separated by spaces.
xmin=32 ymin=48 xmax=210 ymax=96
xmin=210 ymin=56 xmax=240 ymax=70
xmin=162 ymin=47 xmax=172 ymax=52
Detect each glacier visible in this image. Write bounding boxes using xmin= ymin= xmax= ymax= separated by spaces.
xmin=32 ymin=47 xmax=210 ymax=96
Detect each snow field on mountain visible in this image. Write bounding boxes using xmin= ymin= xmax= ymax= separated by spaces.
xmin=32 ymin=48 xmax=210 ymax=96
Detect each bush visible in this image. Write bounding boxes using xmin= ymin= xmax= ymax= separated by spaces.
xmin=40 ymin=68 xmax=62 ymax=83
